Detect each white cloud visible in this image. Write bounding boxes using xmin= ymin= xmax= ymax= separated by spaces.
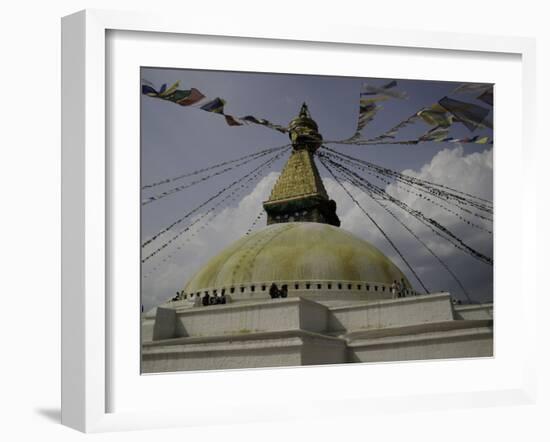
xmin=325 ymin=145 xmax=494 ymax=302
xmin=142 ymin=172 xmax=279 ymax=310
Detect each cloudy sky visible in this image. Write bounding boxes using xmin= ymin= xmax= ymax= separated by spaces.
xmin=140 ymin=67 xmax=493 ymax=311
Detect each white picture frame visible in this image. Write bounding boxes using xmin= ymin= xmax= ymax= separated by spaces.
xmin=61 ymin=9 xmax=537 ymax=433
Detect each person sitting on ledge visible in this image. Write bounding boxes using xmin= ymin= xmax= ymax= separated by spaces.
xmin=391 ymin=280 xmax=398 ymax=299
xmin=202 ymin=293 xmax=210 ymax=306
xmin=280 ymin=284 xmax=288 ymax=298
xmin=269 ymin=283 xmax=279 ymax=299
xmin=400 ymin=278 xmax=407 ymax=298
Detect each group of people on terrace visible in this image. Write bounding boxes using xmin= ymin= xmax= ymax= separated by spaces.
xmin=269 ymin=283 xmax=288 ymax=299
xmin=391 ymin=278 xmax=409 ymax=299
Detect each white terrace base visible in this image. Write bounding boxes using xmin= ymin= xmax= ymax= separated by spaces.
xmin=141 ymin=293 xmax=493 ymax=373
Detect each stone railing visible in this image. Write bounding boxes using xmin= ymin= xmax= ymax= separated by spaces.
xmin=178 ymin=279 xmax=417 ymax=305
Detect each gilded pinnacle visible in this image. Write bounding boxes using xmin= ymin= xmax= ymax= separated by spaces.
xmin=288 ymin=103 xmax=323 ymax=152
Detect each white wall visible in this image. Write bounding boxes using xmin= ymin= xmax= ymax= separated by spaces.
xmin=1 ymin=1 xmax=548 ymax=441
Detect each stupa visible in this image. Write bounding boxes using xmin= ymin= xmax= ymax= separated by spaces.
xmin=141 ymin=104 xmax=493 ymax=373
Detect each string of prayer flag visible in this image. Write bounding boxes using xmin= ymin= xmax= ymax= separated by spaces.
xmin=142 ymin=80 xmax=288 ymax=133
xmin=345 ymin=80 xmax=407 ymax=142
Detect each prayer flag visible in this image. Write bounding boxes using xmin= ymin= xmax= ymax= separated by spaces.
xmin=361 ymin=80 xmax=407 ymax=99
xmin=420 ymin=127 xmax=450 ymax=142
xmin=452 ymin=83 xmax=492 ymax=95
xmin=474 ymin=136 xmax=491 ymax=144
xmin=224 ymin=115 xmax=243 ymax=126
xmin=417 ymin=104 xmax=452 ymax=128
xmin=477 ymin=89 xmax=493 ymax=106
xmin=438 ymin=96 xmax=491 ymax=131
xmin=142 ymin=84 xmax=158 ymax=96
xmin=159 ymin=81 xmax=180 ymax=97
xmin=177 ymin=88 xmax=206 ymax=106
xmin=200 ymin=97 xmax=226 ymax=114
xmin=241 ymin=115 xmax=261 ymax=124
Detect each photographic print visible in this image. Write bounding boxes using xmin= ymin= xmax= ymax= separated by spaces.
xmin=140 ymin=68 xmax=493 ymax=373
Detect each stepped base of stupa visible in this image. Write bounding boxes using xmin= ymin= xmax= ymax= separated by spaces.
xmin=141 ymin=292 xmax=493 ymax=373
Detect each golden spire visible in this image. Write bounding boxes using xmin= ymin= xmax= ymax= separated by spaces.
xmin=263 ymin=104 xmax=340 ymax=226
